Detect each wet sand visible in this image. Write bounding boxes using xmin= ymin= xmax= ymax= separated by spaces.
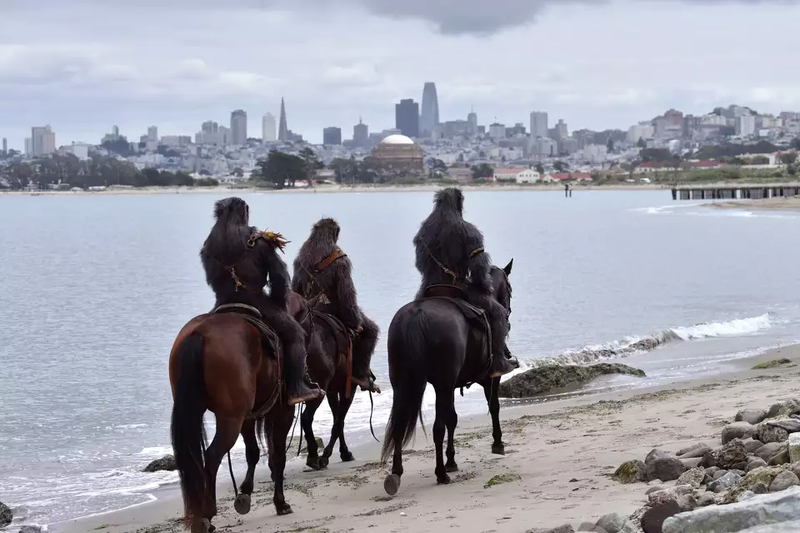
xmin=709 ymin=197 xmax=800 ymax=211
xmin=51 ymin=345 xmax=800 ymax=533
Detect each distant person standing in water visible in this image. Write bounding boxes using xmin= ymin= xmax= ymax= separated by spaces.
xmin=565 ymin=182 xmax=570 ymax=198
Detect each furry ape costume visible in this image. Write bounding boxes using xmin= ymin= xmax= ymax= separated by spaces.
xmin=292 ymin=218 xmax=379 ymax=390
xmin=413 ymin=188 xmax=515 ymax=378
xmin=200 ymin=197 xmax=323 ymax=406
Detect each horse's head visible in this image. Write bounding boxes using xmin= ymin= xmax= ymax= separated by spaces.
xmin=491 ymin=259 xmax=513 ymax=325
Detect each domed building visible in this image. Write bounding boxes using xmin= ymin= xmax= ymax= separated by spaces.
xmin=369 ymin=134 xmax=424 ymax=176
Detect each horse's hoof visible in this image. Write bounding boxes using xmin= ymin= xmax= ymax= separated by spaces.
xmin=341 ymin=451 xmax=355 ymax=462
xmin=276 ymin=503 xmax=293 ymax=516
xmin=384 ymin=474 xmax=401 ymax=496
xmin=208 ymin=525 xmax=216 ymax=533
xmin=306 ymin=456 xmax=322 ymax=470
xmin=491 ymin=443 xmax=506 ymax=456
xmin=234 ymin=493 xmax=251 ymax=515
xmin=318 ymin=456 xmax=329 ymax=469
xmin=191 ymin=518 xmax=211 ymax=533
xmin=445 ymin=462 xmax=459 ymax=473
xmin=437 ymin=473 xmax=452 ymax=485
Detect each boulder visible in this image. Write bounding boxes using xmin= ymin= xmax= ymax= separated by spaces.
xmin=0 ymin=502 xmax=11 ymax=528
xmin=676 ymin=467 xmax=705 ymax=489
xmin=646 ymin=457 xmax=687 ymax=482
xmin=704 ymin=439 xmax=748 ymax=470
xmin=498 ymin=363 xmax=646 ymax=398
xmin=747 ymin=457 xmax=768 ymax=472
xmin=723 ymin=422 xmax=757 ymax=444
xmin=768 ymin=419 xmax=800 ymax=434
xmin=743 ymin=438 xmax=765 ymax=454
xmin=613 ymin=460 xmax=647 ymax=484
xmin=676 ymin=494 xmax=698 ymax=512
xmin=20 ymin=527 xmax=42 ymax=533
xmin=769 ymin=402 xmax=786 ymax=418
xmin=143 ymin=454 xmax=177 ymax=473
xmin=709 ymin=471 xmax=742 ymax=493
xmin=770 ymin=449 xmax=791 ymax=466
xmin=662 ymin=486 xmax=800 ymax=533
xmin=648 ymin=485 xmax=695 ymax=507
xmin=712 ymin=469 xmax=729 ymax=481
xmin=752 ymin=482 xmax=769 ymax=494
xmin=736 ymin=409 xmax=768 ymax=425
xmin=758 ymin=423 xmax=789 ymax=444
xmin=578 ymin=523 xmax=607 ymax=532
xmin=641 ymin=500 xmax=681 ymax=533
xmin=646 ymin=449 xmax=673 ymax=465
xmin=755 ymin=442 xmax=787 ymax=462
xmin=770 ymin=471 xmax=800 ymax=492
xmin=596 ymin=513 xmax=628 ymax=533
xmin=738 ymin=520 xmax=800 ymax=532
xmin=789 ymin=434 xmax=800 ymax=463
xmin=677 ymin=443 xmax=711 ymax=459
xmin=534 ymin=526 xmax=575 ymax=533
xmin=697 ymin=493 xmax=715 ymax=507
xmin=680 ymin=458 xmax=702 ymax=469
xmin=646 ymin=485 xmax=666 ymax=495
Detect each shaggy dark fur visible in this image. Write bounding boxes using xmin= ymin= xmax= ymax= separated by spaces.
xmin=199 ymin=197 xmax=320 ymax=404
xmin=412 ymin=188 xmax=512 ymax=375
xmin=292 ymin=217 xmax=379 ymax=383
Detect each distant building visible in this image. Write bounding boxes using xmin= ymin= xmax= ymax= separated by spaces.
xmin=353 ymin=118 xmax=369 ymax=148
xmin=31 ymin=125 xmax=56 ymax=156
xmin=506 ymin=123 xmax=526 ymax=137
xmin=627 ymin=122 xmax=655 ymax=143
xmin=323 ymin=126 xmax=342 ymax=145
xmin=737 ymin=115 xmax=757 ymax=137
xmin=1 ymin=137 xmax=6 ymax=155
xmin=555 ymin=119 xmax=569 ymax=140
xmin=66 ymin=142 xmax=91 ymax=160
xmin=442 ymin=120 xmax=469 ymax=139
xmin=202 ymin=121 xmax=219 ymax=134
xmin=278 ymin=98 xmax=288 ymax=141
xmin=530 ymin=111 xmax=548 ymax=138
xmin=369 ymin=134 xmax=424 ymax=175
xmin=420 ymin=82 xmax=440 ymax=137
xmin=147 ymin=126 xmax=158 ymax=142
xmin=488 ymin=123 xmax=506 ymax=140
xmin=395 ymin=99 xmax=420 ymax=138
xmin=262 ymin=113 xmax=277 ymax=143
xmin=230 ymin=110 xmax=247 ymax=145
xmin=493 ymin=168 xmax=541 ymax=183
xmin=24 ymin=138 xmax=31 ymax=155
xmin=467 ymin=110 xmax=478 ymax=135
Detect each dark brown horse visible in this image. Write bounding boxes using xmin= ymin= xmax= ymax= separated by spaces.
xmin=169 ymin=310 xmax=295 ymax=533
xmin=380 ymin=262 xmax=514 ymax=495
xmin=288 ymin=292 xmax=379 ymax=471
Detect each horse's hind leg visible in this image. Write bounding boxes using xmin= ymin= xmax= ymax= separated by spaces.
xmin=234 ymin=419 xmax=258 ymax=516
xmin=337 ymin=391 xmax=356 ymax=462
xmin=444 ymin=402 xmax=459 ymax=473
xmin=483 ymin=378 xmax=505 ymax=455
xmin=320 ymin=392 xmax=341 ymax=468
xmin=434 ymin=388 xmax=455 ymax=485
xmin=267 ymin=406 xmax=295 ymax=516
xmin=204 ymin=416 xmax=243 ymax=526
xmin=301 ymin=397 xmax=325 ymax=470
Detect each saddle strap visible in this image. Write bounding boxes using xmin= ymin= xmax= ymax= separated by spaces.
xmin=235 ymin=313 xmax=284 ymax=420
xmin=212 ymin=303 xmax=262 ymax=318
xmin=313 ymin=310 xmax=354 ymax=398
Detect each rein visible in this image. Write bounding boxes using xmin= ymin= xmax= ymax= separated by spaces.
xmin=423 ymin=243 xmax=485 ymax=284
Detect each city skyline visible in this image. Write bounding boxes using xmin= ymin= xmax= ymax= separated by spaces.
xmin=3 ymin=2 xmax=800 ymax=148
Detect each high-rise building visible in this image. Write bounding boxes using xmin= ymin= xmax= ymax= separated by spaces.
xmin=323 ymin=127 xmax=342 ymax=145
xmin=530 ymin=111 xmax=549 ymax=138
xmin=555 ymin=119 xmax=569 ymax=140
xmin=24 ymin=138 xmax=31 ymax=155
xmin=1 ymin=137 xmax=6 ymax=155
xmin=147 ymin=126 xmax=158 ymax=142
xmin=353 ymin=118 xmax=369 ymax=148
xmin=262 ymin=113 xmax=277 ymax=143
xmin=420 ymin=82 xmax=440 ymax=137
xmin=112 ymin=125 xmax=120 ymax=139
xmin=395 ymin=99 xmax=419 ymax=138
xmin=230 ymin=110 xmax=248 ymax=145
xmin=736 ymin=115 xmax=757 ymax=137
xmin=202 ymin=121 xmax=219 ymax=134
xmin=278 ymin=98 xmax=288 ymax=141
xmin=467 ymin=109 xmax=478 ymax=135
xmin=31 ymin=125 xmax=56 ymax=156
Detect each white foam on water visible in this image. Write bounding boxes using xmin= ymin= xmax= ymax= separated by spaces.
xmin=671 ymin=313 xmax=772 ymax=340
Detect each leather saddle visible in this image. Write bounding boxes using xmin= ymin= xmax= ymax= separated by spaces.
xmin=211 ymin=303 xmax=281 ymax=357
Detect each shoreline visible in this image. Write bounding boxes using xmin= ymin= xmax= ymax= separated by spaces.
xmin=707 ymin=196 xmax=800 ymax=212
xmin=50 ymin=344 xmax=800 ymax=533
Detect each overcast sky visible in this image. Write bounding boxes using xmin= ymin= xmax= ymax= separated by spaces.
xmin=1 ymin=0 xmax=799 ymax=148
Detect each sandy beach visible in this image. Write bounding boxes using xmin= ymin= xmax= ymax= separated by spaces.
xmin=50 ymin=345 xmax=800 ymax=533
xmin=709 ymin=197 xmax=800 ymax=211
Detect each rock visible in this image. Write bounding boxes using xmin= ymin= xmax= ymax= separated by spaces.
xmin=739 ymin=520 xmax=800 ymax=532
xmin=535 ymin=526 xmax=575 ymax=533
xmin=743 ymin=438 xmax=765 ymax=454
xmin=662 ymin=486 xmax=800 ymax=533
xmin=646 ymin=457 xmax=687 ymax=482
xmin=676 ymin=494 xmax=697 ymax=512
xmin=703 ymin=466 xmax=720 ymax=483
xmin=498 ymin=363 xmax=646 ymax=398
xmin=645 ymin=485 xmax=665 ymax=495
xmin=756 ymin=442 xmax=788 ymax=462
xmin=736 ymin=408 xmax=769 ymax=425
xmin=648 ymin=486 xmax=695 ymax=508
xmin=0 ymin=502 xmax=11 ymax=528
xmin=752 ymin=358 xmax=793 ymax=370
xmin=758 ymin=423 xmax=790 ymax=444
xmin=578 ymin=523 xmax=607 ymax=532
xmin=680 ymin=458 xmax=702 ymax=469
xmin=677 ymin=443 xmax=711 ymax=458
xmin=697 ymin=492 xmax=715 ymax=506
xmin=737 ymin=490 xmax=757 ymax=502
xmin=676 ymin=468 xmax=705 ymax=489
xmin=709 ymin=471 xmax=742 ymax=493
xmin=712 ymin=469 xmax=730 ymax=481
xmin=770 ymin=470 xmax=800 ymax=492
xmin=771 ymin=449 xmax=791 ymax=466
xmin=769 ymin=402 xmax=786 ymax=418
xmin=789 ymin=434 xmax=800 ymax=463
xmin=777 ymin=400 xmax=800 ymax=418
xmin=596 ymin=513 xmax=628 ymax=533
xmin=723 ymin=422 xmax=757 ymax=444
xmin=613 ymin=460 xmax=647 ymax=484
xmin=143 ymin=454 xmax=177 ymax=473
xmin=747 ymin=457 xmax=768 ymax=471
xmin=706 ymin=439 xmax=748 ymax=470
xmin=645 ymin=449 xmax=673 ymax=465
xmin=641 ymin=500 xmax=681 ymax=533
xmin=769 ymin=419 xmax=800 ymax=434
xmin=752 ymin=482 xmax=769 ymax=494
xmin=20 ymin=527 xmax=42 ymax=533
xmin=618 ymin=522 xmax=638 ymax=533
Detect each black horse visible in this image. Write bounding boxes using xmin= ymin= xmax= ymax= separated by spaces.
xmin=380 ymin=261 xmax=514 ymax=495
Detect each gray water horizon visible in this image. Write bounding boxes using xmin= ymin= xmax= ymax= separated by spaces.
xmin=1 ymin=189 xmax=799 ymax=526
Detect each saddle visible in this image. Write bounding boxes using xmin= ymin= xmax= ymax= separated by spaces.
xmin=211 ymin=303 xmax=281 ymax=358
xmin=312 ymin=310 xmax=355 ymax=397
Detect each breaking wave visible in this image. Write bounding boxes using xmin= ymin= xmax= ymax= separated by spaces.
xmin=532 ymin=313 xmax=773 ymax=367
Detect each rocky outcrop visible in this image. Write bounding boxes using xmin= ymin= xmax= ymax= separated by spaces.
xmin=498 ymin=363 xmax=645 ymax=398
xmin=736 ymin=409 xmax=768 ymax=425
xmin=646 ymin=457 xmax=687 ymax=482
xmin=0 ymin=502 xmax=11 ymax=528
xmin=143 ymin=454 xmax=177 ymax=473
xmin=613 ymin=460 xmax=647 ymax=484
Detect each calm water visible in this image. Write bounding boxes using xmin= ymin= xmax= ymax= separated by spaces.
xmin=2 ymin=189 xmax=800 ymax=526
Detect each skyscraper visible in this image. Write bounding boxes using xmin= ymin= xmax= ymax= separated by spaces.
xmin=202 ymin=121 xmax=219 ymax=134
xmin=147 ymin=126 xmax=158 ymax=142
xmin=395 ymin=99 xmax=419 ymax=138
xmin=278 ymin=98 xmax=288 ymax=142
xmin=31 ymin=125 xmax=55 ymax=156
xmin=262 ymin=113 xmax=277 ymax=143
xmin=530 ymin=111 xmax=548 ymax=138
xmin=555 ymin=119 xmax=569 ymax=140
xmin=420 ymin=82 xmax=440 ymax=137
xmin=467 ymin=109 xmax=478 ymax=135
xmin=323 ymin=127 xmax=342 ymax=145
xmin=1 ymin=137 xmax=6 ymax=155
xmin=230 ymin=110 xmax=248 ymax=145
xmin=353 ymin=118 xmax=369 ymax=148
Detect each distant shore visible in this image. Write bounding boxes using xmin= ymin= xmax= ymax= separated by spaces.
xmin=52 ymin=344 xmax=800 ymax=533
xmin=709 ymin=196 xmax=800 ymax=212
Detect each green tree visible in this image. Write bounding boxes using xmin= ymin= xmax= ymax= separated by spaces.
xmin=637 ymin=137 xmax=647 ymax=149
xmin=256 ymin=150 xmax=305 ymax=189
xmin=470 ymin=163 xmax=493 ymax=180
xmin=328 ymin=157 xmax=359 ymax=184
xmin=535 ymin=163 xmax=545 ymax=175
xmin=553 ymin=160 xmax=569 ymax=173
xmin=606 ymin=137 xmax=615 ymax=153
xmin=298 ymin=147 xmax=323 ymax=186
xmin=781 ymin=152 xmax=798 ymax=165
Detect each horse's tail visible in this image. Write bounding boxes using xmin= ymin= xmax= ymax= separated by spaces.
xmin=170 ymin=332 xmax=208 ymax=524
xmin=381 ymin=307 xmax=428 ymax=463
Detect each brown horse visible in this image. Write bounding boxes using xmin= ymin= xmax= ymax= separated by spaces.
xmin=288 ymin=292 xmax=380 ymax=471
xmin=169 ymin=309 xmax=295 ymax=533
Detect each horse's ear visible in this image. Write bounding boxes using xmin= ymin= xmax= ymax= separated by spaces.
xmin=503 ymin=259 xmax=513 ymax=276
